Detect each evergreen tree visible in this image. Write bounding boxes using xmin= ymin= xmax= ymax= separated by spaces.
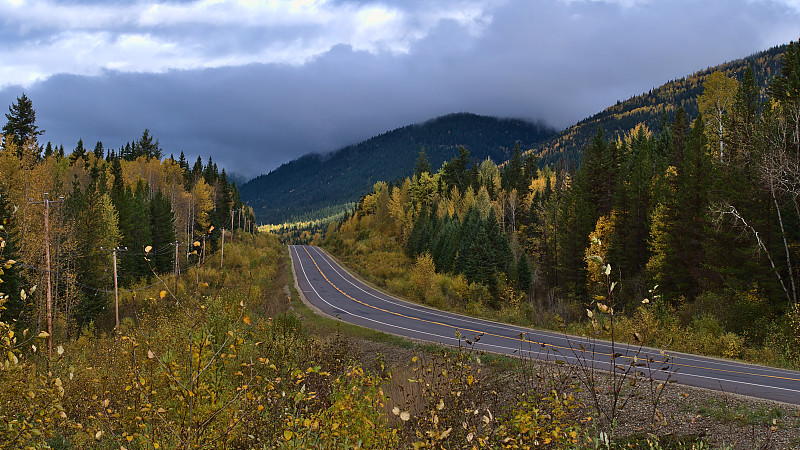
xmin=441 ymin=146 xmax=471 ymax=192
xmin=670 ymin=107 xmax=690 ymax=166
xmin=516 ymin=253 xmax=532 ymax=295
xmin=414 ymin=147 xmax=432 ymax=179
xmin=118 ymin=181 xmax=153 ymax=284
xmin=768 ymin=39 xmax=800 ymax=154
xmin=65 ymin=165 xmax=120 ymax=326
xmin=648 ymin=116 xmax=712 ymax=302
xmin=610 ymin=126 xmax=654 ymax=275
xmin=501 ymin=142 xmax=524 ymax=193
xmin=2 ymin=93 xmax=44 ymax=148
xmin=203 ymin=156 xmax=218 ymax=185
xmin=149 ymin=190 xmax=176 ymax=274
xmin=137 ymin=129 xmax=163 ymax=159
xmin=93 ymin=141 xmax=104 ymax=159
xmin=192 ymin=156 xmax=204 ymax=185
xmin=43 ymin=142 xmax=53 ymax=158
xmin=69 ymin=139 xmax=88 ymax=167
xmin=728 ymin=66 xmax=761 ymax=160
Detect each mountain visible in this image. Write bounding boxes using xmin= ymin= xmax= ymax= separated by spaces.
xmin=532 ymin=44 xmax=787 ymax=167
xmin=241 ymin=113 xmax=556 ymax=224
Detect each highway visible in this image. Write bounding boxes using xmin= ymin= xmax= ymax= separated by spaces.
xmin=289 ymin=244 xmax=800 ymax=405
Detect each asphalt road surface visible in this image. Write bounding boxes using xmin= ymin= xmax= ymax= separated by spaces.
xmin=290 ymin=244 xmax=800 ymax=405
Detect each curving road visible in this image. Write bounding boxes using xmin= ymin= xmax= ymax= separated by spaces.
xmin=290 ymin=244 xmax=800 ymax=405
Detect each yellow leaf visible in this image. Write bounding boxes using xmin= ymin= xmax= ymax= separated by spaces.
xmin=159 ymin=291 xmax=167 ymax=299
xmin=193 ymin=241 xmax=201 ymax=247
xmin=147 ymin=349 xmax=155 ymax=359
xmin=243 ymin=316 xmax=251 ymax=325
xmin=57 ymin=345 xmax=64 ymax=355
xmin=38 ymin=331 xmax=50 ymax=338
xmin=283 ymin=430 xmax=293 ymax=440
xmin=144 ymin=246 xmax=153 ymax=253
xmin=153 ymin=443 xmax=159 ymax=449
xmin=400 ymin=411 xmax=410 ymax=421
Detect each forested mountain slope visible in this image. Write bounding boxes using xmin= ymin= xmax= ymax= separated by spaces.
xmin=240 ymin=113 xmax=555 ymax=224
xmin=534 ymin=44 xmax=787 ymax=167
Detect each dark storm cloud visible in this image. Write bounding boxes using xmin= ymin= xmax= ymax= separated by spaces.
xmin=1 ymin=0 xmax=799 ymax=179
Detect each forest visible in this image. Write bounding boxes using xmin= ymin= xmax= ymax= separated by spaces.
xmin=3 ymin=38 xmax=800 ymax=450
xmin=0 ymin=97 xmax=256 ymax=340
xmin=240 ymin=112 xmax=555 ymax=224
xmin=533 ymin=42 xmax=788 ymax=169
xmin=317 ymin=40 xmax=800 ymax=368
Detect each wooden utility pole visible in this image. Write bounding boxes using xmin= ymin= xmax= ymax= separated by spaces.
xmin=101 ymin=246 xmax=127 ymax=330
xmin=174 ymin=241 xmax=180 ymax=275
xmin=173 ymin=241 xmax=180 ymax=294
xmin=29 ymin=193 xmax=63 ymax=358
xmin=220 ymin=228 xmax=225 ymax=268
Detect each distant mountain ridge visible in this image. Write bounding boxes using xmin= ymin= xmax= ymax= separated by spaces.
xmin=533 ymin=44 xmax=788 ymax=167
xmin=241 ymin=113 xmax=555 ymax=224
xmin=243 ymin=42 xmax=791 ymax=225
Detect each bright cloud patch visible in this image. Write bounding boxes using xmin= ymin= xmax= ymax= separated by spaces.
xmin=0 ymin=0 xmax=494 ymax=87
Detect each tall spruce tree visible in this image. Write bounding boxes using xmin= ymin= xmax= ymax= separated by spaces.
xmin=149 ymin=190 xmax=176 ymax=274
xmin=414 ymin=147 xmax=432 ymax=179
xmin=3 ymin=93 xmax=44 ymax=149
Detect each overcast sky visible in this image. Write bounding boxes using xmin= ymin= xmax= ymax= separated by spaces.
xmin=1 ymin=0 xmax=799 ymax=180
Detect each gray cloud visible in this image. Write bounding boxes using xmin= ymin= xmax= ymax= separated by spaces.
xmin=1 ymin=0 xmax=799 ymax=179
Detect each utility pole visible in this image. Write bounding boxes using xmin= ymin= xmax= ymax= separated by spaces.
xmin=220 ymin=228 xmax=225 ymax=268
xmin=173 ymin=241 xmax=180 ymax=295
xmin=174 ymin=241 xmax=180 ymax=275
xmin=101 ymin=246 xmax=127 ymax=330
xmin=29 ymin=193 xmax=64 ymax=359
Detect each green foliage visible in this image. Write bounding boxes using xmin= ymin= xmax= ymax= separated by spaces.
xmin=533 ymin=43 xmax=786 ymax=169
xmin=3 ymin=92 xmax=44 ymax=150
xmin=241 ymin=113 xmax=555 ymax=224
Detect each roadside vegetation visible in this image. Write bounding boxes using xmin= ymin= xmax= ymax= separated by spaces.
xmin=310 ymin=41 xmax=800 ymax=372
xmin=3 ymin=225 xmax=798 ymax=448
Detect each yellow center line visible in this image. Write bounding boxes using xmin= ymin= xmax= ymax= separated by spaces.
xmin=301 ymin=246 xmax=800 ymax=384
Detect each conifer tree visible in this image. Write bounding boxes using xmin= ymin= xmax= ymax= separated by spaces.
xmin=501 ymin=142 xmax=524 ymax=193
xmin=93 ymin=141 xmax=104 ymax=159
xmin=441 ymin=146 xmax=471 ymax=192
xmin=414 ymin=147 xmax=431 ymax=179
xmin=516 ymin=252 xmax=532 ymax=295
xmin=2 ymin=93 xmax=44 ymax=149
xmin=768 ymin=39 xmax=800 ymax=154
xmin=149 ymin=190 xmax=176 ymax=274
xmin=137 ymin=129 xmax=162 ymax=159
xmin=69 ymin=139 xmax=88 ymax=167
